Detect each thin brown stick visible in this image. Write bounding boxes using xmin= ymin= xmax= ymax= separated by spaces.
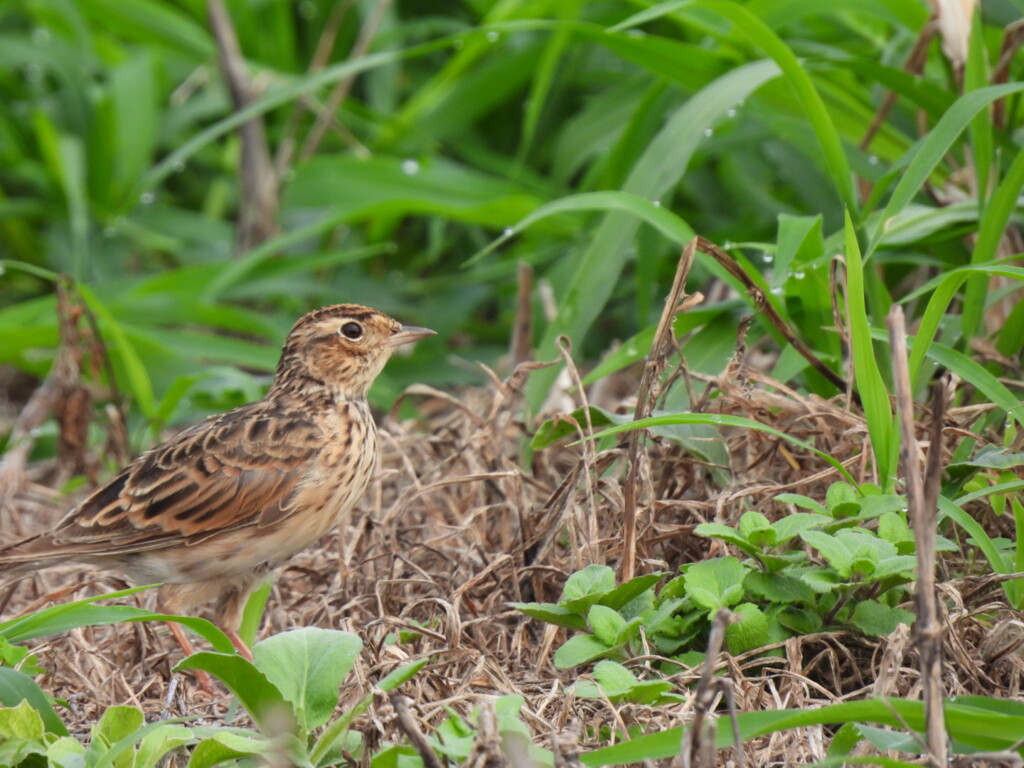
xmin=887 ymin=306 xmax=947 ymax=768
xmin=621 ymin=239 xmax=696 ymax=582
xmin=991 ymin=20 xmax=1024 ymax=129
xmin=682 ymin=609 xmax=735 ymax=768
xmin=275 ymin=0 xmax=358 ymax=176
xmin=859 ymin=17 xmax=938 ymax=152
xmin=299 ymin=0 xmax=393 ymax=161
xmin=207 ymin=0 xmax=279 ymax=252
xmin=511 ymin=261 xmax=534 ymax=367
xmin=694 ymin=237 xmax=849 ymax=395
xmin=389 ymin=692 xmax=447 ymax=768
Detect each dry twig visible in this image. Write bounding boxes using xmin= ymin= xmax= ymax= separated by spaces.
xmin=888 ymin=305 xmax=947 ymax=767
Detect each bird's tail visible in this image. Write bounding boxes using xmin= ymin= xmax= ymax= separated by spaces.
xmin=0 ymin=534 xmax=54 ymax=575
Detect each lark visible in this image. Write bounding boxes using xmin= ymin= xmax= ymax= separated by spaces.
xmin=0 ymin=304 xmax=434 ymax=663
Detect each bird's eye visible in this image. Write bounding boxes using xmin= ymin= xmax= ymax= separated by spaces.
xmin=340 ymin=321 xmax=363 ymax=340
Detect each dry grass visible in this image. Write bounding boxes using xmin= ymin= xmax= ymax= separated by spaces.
xmin=0 ymin=354 xmax=1019 ymax=765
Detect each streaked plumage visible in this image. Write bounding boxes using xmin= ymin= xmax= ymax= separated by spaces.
xmin=0 ymin=304 xmax=434 ymax=658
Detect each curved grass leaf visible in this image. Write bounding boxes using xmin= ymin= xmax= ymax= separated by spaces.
xmin=581 ymin=412 xmax=855 ymax=484
xmin=77 ymin=284 xmax=156 ymax=419
xmin=0 ymin=585 xmax=233 ymax=653
xmin=843 ymin=212 xmax=895 ymax=487
xmin=465 ymin=191 xmax=695 ymax=266
xmin=525 ymin=58 xmax=781 ymax=409
xmin=868 ymin=82 xmax=1024 ymax=257
xmin=898 ymin=264 xmax=1024 ymax=387
xmin=582 ymin=697 xmax=1024 ymax=764
xmin=693 ymin=1 xmax=857 ymax=215
xmin=961 ymin=145 xmax=1024 ymax=341
xmin=868 ymin=327 xmax=1024 ymax=429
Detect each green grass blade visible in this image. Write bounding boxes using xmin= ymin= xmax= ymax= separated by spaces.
xmin=465 ymin=191 xmax=695 ymax=266
xmin=525 ymin=59 xmax=781 ymax=409
xmin=961 ymin=144 xmax=1024 ymax=341
xmin=902 ymin=264 xmax=1024 ymax=387
xmin=693 ymin=1 xmax=858 ymax=216
xmin=77 ymin=284 xmax=157 ymax=419
xmin=843 ymin=211 xmax=895 ymax=488
xmin=867 ymin=82 xmax=1024 ymax=257
xmin=583 ymin=412 xmax=855 ymax=485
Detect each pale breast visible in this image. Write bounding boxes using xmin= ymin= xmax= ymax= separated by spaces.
xmin=125 ymin=400 xmax=378 ymax=584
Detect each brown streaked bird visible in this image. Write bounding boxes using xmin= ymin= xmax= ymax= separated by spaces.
xmin=0 ymin=303 xmax=434 ymax=666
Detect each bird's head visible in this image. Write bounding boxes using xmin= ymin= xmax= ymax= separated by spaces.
xmin=272 ymin=304 xmax=435 ymax=400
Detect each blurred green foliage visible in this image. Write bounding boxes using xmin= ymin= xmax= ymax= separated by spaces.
xmin=0 ymin=0 xmax=1022 ymax=446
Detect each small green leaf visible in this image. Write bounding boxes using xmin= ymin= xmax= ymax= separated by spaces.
xmin=739 ymin=512 xmax=771 ymax=538
xmin=600 ymin=573 xmax=664 ymax=610
xmin=777 ymin=606 xmax=823 ymax=635
xmin=376 ymin=658 xmax=429 ymax=693
xmin=694 ymin=523 xmax=759 ymax=556
xmin=0 ymin=699 xmax=45 ymax=741
xmin=509 ymin=602 xmax=588 ymax=630
xmin=561 ymin=565 xmax=617 ymax=612
xmin=0 ymin=668 xmax=68 ymax=736
xmin=46 ymin=736 xmax=87 ymax=768
xmin=743 ymin=572 xmax=814 ymax=604
xmin=725 ymin=603 xmax=769 ymax=655
xmin=135 ymin=724 xmax=194 ymax=768
xmin=186 ymin=731 xmax=276 ymax=768
xmin=850 ymin=601 xmax=914 ymax=636
xmin=826 ymin=481 xmax=862 ymax=518
xmin=770 ymin=513 xmax=831 ymax=543
xmin=588 ymin=605 xmax=627 ymax=647
xmin=800 ymin=531 xmax=853 ymax=578
xmin=796 ymin=567 xmax=842 ymax=593
xmin=775 ymin=493 xmax=829 ymax=515
xmin=574 ymin=660 xmax=682 ymax=705
xmin=554 ymin=635 xmax=614 ymax=669
xmin=682 ymin=557 xmax=748 ymax=610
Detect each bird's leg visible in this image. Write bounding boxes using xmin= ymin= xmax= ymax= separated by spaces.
xmin=166 ymin=620 xmax=215 ymax=695
xmin=224 ymin=627 xmax=254 ymax=661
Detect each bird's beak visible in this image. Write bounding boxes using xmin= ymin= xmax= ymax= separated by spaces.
xmin=384 ymin=325 xmax=436 ymax=348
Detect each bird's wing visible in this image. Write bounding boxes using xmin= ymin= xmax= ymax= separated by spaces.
xmin=45 ymin=403 xmax=322 ymax=555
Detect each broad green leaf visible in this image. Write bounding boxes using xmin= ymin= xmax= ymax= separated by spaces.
xmin=771 ymin=513 xmax=830 ymax=542
xmin=0 ymin=699 xmax=45 ymax=741
xmin=800 ymin=531 xmax=853 ymax=578
xmin=0 ymin=668 xmax=67 ymax=736
xmin=600 ymin=574 xmax=665 ymax=611
xmin=174 ymin=653 xmax=295 ymax=733
xmin=253 ymin=628 xmax=363 ymax=731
